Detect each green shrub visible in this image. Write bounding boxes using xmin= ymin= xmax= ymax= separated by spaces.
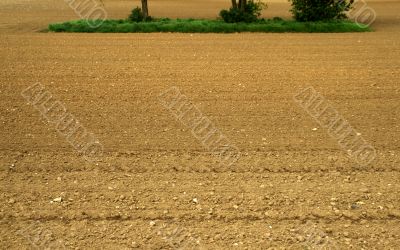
xmin=220 ymin=8 xmax=254 ymax=23
xmin=220 ymin=0 xmax=266 ymax=23
xmin=128 ymin=7 xmax=144 ymax=22
xmin=128 ymin=7 xmax=152 ymax=22
xmin=290 ymin=0 xmax=354 ymax=22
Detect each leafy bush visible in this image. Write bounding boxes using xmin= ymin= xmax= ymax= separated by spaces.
xmin=290 ymin=0 xmax=354 ymax=22
xmin=128 ymin=7 xmax=152 ymax=22
xmin=129 ymin=7 xmax=144 ymax=22
xmin=220 ymin=0 xmax=266 ymax=23
xmin=220 ymin=8 xmax=255 ymax=23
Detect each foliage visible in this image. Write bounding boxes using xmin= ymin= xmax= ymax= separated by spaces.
xmin=128 ymin=7 xmax=152 ymax=22
xmin=129 ymin=7 xmax=143 ymax=22
xmin=220 ymin=0 xmax=267 ymax=23
xmin=48 ymin=18 xmax=370 ymax=33
xmin=290 ymin=0 xmax=354 ymax=22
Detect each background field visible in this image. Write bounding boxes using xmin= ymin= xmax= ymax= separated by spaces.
xmin=1 ymin=0 xmax=400 ymax=248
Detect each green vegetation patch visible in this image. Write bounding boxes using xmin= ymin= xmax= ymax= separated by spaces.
xmin=48 ymin=18 xmax=371 ymax=33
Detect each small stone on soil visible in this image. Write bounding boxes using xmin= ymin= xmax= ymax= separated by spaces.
xmin=53 ymin=197 xmax=62 ymax=202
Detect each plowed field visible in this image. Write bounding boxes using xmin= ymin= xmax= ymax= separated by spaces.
xmin=1 ymin=0 xmax=400 ymax=248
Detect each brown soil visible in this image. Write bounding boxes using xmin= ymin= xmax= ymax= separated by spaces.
xmin=1 ymin=0 xmax=400 ymax=249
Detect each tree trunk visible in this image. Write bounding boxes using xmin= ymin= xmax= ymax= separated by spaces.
xmin=141 ymin=0 xmax=148 ymax=19
xmin=238 ymin=0 xmax=247 ymax=11
xmin=231 ymin=0 xmax=237 ymax=9
xmin=240 ymin=0 xmax=247 ymax=11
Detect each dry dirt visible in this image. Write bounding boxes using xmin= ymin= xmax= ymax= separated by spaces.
xmin=1 ymin=0 xmax=400 ymax=249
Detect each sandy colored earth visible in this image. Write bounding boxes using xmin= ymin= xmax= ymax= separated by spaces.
xmin=1 ymin=0 xmax=400 ymax=249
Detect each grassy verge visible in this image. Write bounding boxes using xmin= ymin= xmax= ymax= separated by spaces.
xmin=48 ymin=18 xmax=371 ymax=33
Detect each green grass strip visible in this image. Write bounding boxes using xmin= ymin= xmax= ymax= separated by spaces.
xmin=48 ymin=18 xmax=371 ymax=33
